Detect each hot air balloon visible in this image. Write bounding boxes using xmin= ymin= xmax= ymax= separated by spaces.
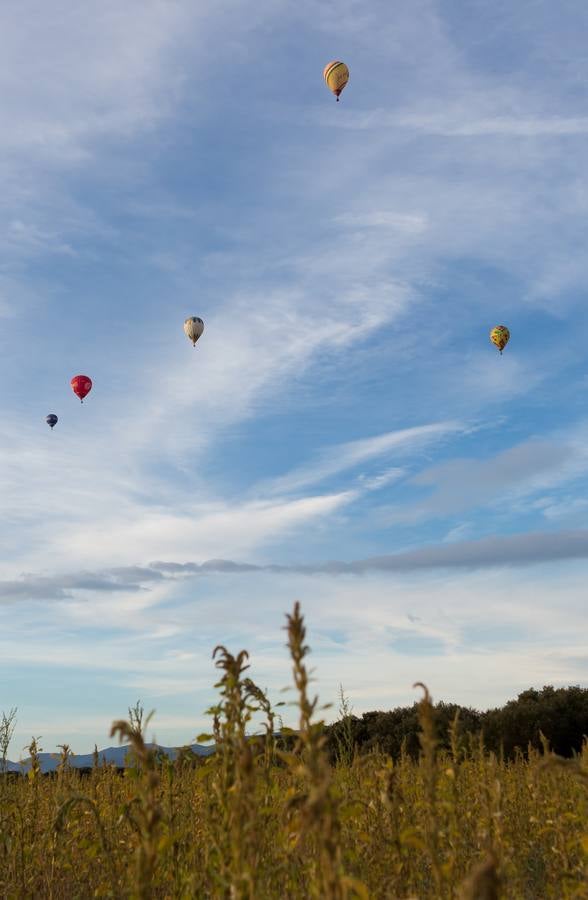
xmin=490 ymin=325 xmax=510 ymax=355
xmin=71 ymin=375 xmax=92 ymax=403
xmin=46 ymin=414 xmax=58 ymax=430
xmin=323 ymin=61 xmax=349 ymax=101
xmin=184 ymin=316 xmax=204 ymax=347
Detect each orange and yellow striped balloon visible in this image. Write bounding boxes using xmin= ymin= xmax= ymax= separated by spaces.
xmin=323 ymin=61 xmax=349 ymax=101
xmin=490 ymin=325 xmax=510 ymax=354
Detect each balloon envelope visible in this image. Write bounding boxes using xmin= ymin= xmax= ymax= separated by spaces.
xmin=323 ymin=61 xmax=349 ymax=100
xmin=46 ymin=414 xmax=58 ymax=429
xmin=490 ymin=325 xmax=510 ymax=354
xmin=184 ymin=316 xmax=204 ymax=346
xmin=71 ymin=375 xmax=92 ymax=402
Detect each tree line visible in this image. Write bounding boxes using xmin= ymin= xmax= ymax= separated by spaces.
xmin=3 ymin=684 xmax=587 ymax=773
xmin=326 ymin=685 xmax=588 ymax=761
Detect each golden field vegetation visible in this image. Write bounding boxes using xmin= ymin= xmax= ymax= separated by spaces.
xmin=1 ymin=602 xmax=587 ymax=899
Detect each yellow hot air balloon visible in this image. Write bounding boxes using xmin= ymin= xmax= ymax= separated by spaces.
xmin=323 ymin=61 xmax=349 ymax=101
xmin=184 ymin=316 xmax=204 ymax=347
xmin=490 ymin=325 xmax=510 ymax=354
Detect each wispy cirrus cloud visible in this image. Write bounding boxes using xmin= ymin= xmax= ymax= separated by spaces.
xmin=0 ymin=1 xmax=195 ymax=279
xmin=5 ymin=559 xmax=588 ymax=755
xmin=263 ymin=422 xmax=464 ymax=495
xmin=324 ymin=109 xmax=588 ymax=138
xmin=380 ymin=435 xmax=588 ymax=525
xmin=0 ymin=473 xmax=357 ymax=575
xmin=4 ymin=0 xmax=588 ymax=756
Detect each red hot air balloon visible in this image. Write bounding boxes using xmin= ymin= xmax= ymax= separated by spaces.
xmin=71 ymin=375 xmax=92 ymax=403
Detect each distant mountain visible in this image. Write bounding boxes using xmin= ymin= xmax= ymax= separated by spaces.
xmin=3 ymin=742 xmax=214 ymax=774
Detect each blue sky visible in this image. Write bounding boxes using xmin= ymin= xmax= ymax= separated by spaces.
xmin=2 ymin=0 xmax=588 ymax=756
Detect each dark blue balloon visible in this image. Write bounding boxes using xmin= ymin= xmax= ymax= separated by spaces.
xmin=46 ymin=414 xmax=58 ymax=429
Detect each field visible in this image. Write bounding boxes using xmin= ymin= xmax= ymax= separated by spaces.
xmin=1 ymin=603 xmax=587 ymax=899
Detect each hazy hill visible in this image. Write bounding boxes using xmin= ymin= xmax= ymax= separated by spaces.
xmin=4 ymin=742 xmax=214 ymax=774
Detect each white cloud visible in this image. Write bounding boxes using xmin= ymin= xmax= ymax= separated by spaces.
xmin=331 ymin=111 xmax=588 ymax=138
xmin=133 ymin=281 xmax=411 ymax=460
xmin=381 ymin=433 xmax=588 ymax=525
xmin=0 ymin=1 xmax=199 ymax=285
xmin=333 ymin=211 xmax=429 ymax=234
xmin=541 ymin=496 xmax=588 ymax=522
xmin=359 ymin=467 xmax=406 ymax=491
xmin=263 ymin=422 xmax=463 ymax=495
xmin=3 ymin=0 xmax=588 ymax=753
xmin=0 ymin=2 xmax=190 ymax=161
xmin=442 ymin=522 xmax=473 ymax=543
xmin=7 ymin=563 xmax=588 ymax=752
xmin=50 ymin=491 xmax=357 ymax=569
xmin=0 ymin=430 xmax=357 ymax=571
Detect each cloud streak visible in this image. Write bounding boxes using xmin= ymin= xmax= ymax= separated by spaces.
xmin=380 ymin=437 xmax=588 ymax=525
xmin=3 ymin=0 xmax=588 ymax=753
xmin=155 ymin=529 xmax=588 ymax=576
xmin=263 ymin=421 xmax=464 ymax=495
xmin=326 ymin=111 xmax=588 ymax=138
xmin=3 ymin=528 xmax=588 ymax=604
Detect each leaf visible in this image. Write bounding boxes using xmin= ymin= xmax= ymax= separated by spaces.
xmin=341 ymin=875 xmax=370 ymax=898
xmin=157 ymin=834 xmax=172 ymax=853
xmin=399 ymin=827 xmax=426 ymax=851
xmin=340 ymin=801 xmax=366 ymax=822
xmin=276 ymin=750 xmax=301 ymax=768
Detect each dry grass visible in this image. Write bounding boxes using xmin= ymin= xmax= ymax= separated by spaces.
xmin=1 ymin=602 xmax=587 ymax=899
